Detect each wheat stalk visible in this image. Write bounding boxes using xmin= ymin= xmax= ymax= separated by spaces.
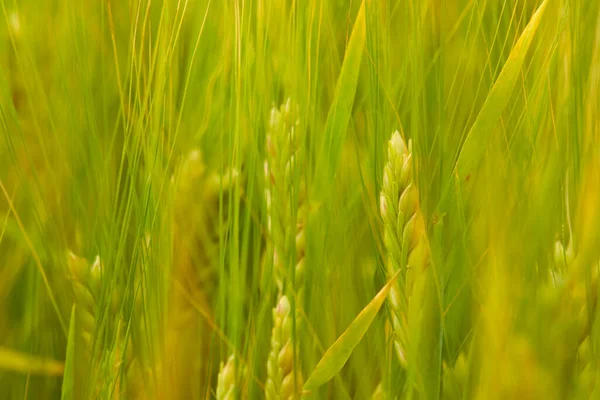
xmin=167 ymin=149 xmax=240 ymax=397
xmin=68 ymin=250 xmax=144 ymax=399
xmin=264 ymin=98 xmax=305 ymax=399
xmin=379 ymin=130 xmax=430 ymax=369
xmin=264 ymin=98 xmax=305 ymax=294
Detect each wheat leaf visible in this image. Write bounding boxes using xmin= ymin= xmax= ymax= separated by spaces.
xmin=454 ymin=0 xmax=549 ymax=181
xmin=303 ymin=269 xmax=400 ymax=392
xmin=312 ymin=0 xmax=366 ymax=200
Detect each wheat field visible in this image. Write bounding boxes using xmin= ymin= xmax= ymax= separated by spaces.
xmin=1 ymin=0 xmax=600 ymax=398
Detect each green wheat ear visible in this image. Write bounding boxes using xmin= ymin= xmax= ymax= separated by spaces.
xmin=441 ymin=353 xmax=468 ymax=400
xmin=216 ymin=354 xmax=236 ymax=400
xmin=66 ymin=251 xmax=103 ymax=398
xmin=379 ymin=130 xmax=429 ymax=368
xmin=264 ymin=98 xmax=305 ymax=294
xmin=553 ymin=239 xmax=574 ymax=273
xmin=167 ymin=148 xmax=241 ymax=396
xmin=264 ymin=98 xmax=306 ymax=399
xmin=371 ymin=382 xmax=384 ymax=400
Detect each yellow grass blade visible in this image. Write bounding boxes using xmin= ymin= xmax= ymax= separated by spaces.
xmin=0 ymin=346 xmax=64 ymax=377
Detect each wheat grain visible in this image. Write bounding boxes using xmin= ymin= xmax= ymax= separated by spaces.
xmin=266 ymin=295 xmax=303 ymax=399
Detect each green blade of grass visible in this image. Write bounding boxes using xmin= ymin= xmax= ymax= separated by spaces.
xmin=0 ymin=347 xmax=64 ymax=376
xmin=0 ymin=180 xmax=67 ymax=335
xmin=303 ymin=269 xmax=400 ymax=393
xmin=312 ymin=0 xmax=366 ymax=201
xmin=61 ymin=306 xmax=76 ymax=400
xmin=454 ymin=0 xmax=549 ymax=182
